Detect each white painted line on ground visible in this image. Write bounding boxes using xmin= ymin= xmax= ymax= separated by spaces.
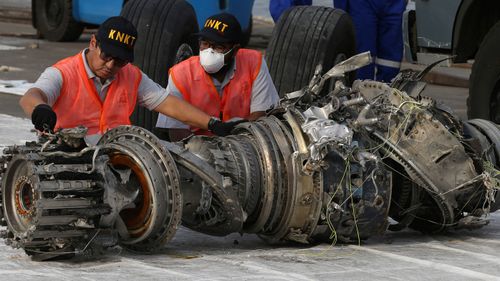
xmin=0 ymin=44 xmax=25 ymax=50
xmin=465 ymin=237 xmax=500 ymax=245
xmin=0 ymin=79 xmax=32 ymax=96
xmin=119 ymin=257 xmax=196 ymax=278
xmin=426 ymin=243 xmax=500 ymax=265
xmin=350 ymin=245 xmax=500 ymax=281
xmin=203 ymin=256 xmax=315 ymax=281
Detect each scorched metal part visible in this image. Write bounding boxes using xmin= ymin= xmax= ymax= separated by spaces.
xmin=0 ymin=52 xmax=498 ymax=260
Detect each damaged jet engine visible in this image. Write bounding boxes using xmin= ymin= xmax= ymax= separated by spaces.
xmin=0 ymin=52 xmax=499 ymax=260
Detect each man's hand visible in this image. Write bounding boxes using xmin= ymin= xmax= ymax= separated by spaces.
xmin=207 ymin=118 xmax=246 ymax=137
xmin=31 ymin=104 xmax=57 ymax=132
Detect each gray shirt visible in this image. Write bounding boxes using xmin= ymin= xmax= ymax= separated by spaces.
xmin=155 ymin=57 xmax=279 ymax=129
xmin=32 ymin=49 xmax=168 ymax=110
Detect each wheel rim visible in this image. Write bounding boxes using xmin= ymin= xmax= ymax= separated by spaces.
xmin=45 ymin=0 xmax=64 ymax=29
xmin=98 ymin=126 xmax=183 ymax=249
xmin=15 ymin=177 xmax=35 ymax=217
xmin=3 ymin=158 xmax=38 ymax=235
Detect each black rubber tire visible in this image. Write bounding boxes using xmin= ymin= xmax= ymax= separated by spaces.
xmin=467 ymin=119 xmax=500 ymax=167
xmin=407 ymin=10 xmax=417 ymax=62
xmin=468 ymin=21 xmax=500 ymax=124
xmin=121 ymin=0 xmax=199 ymax=132
xmin=240 ymin=15 xmax=253 ymax=47
xmin=266 ymin=6 xmax=356 ymax=97
xmin=34 ymin=0 xmax=84 ymax=42
xmin=462 ymin=121 xmax=497 ymax=166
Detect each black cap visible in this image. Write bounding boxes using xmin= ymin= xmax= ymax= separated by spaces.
xmin=96 ymin=16 xmax=137 ymax=62
xmin=197 ymin=13 xmax=242 ymax=44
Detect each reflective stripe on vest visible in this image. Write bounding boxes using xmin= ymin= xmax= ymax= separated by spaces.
xmin=170 ymin=49 xmax=262 ymax=135
xmin=52 ymin=53 xmax=141 ymax=135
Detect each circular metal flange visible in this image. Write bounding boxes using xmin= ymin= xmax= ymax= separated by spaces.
xmin=224 ymin=135 xmax=262 ymax=216
xmin=98 ymin=125 xmax=182 ymax=251
xmin=251 ymin=121 xmax=284 ymax=233
xmin=2 ymin=155 xmax=41 ymax=239
xmin=256 ymin=116 xmax=295 ymax=240
xmin=233 ymin=122 xmax=278 ymax=233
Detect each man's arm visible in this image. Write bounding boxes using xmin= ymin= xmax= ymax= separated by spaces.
xmin=153 ymin=95 xmax=211 ymax=130
xmin=19 ymin=88 xmax=49 ymax=117
xmin=151 ymin=74 xmax=193 ymax=141
xmin=19 ymin=67 xmax=62 ymax=132
xmin=138 ymin=72 xmax=210 ymax=129
xmin=20 ymin=87 xmax=58 ymax=132
xmin=139 ymin=71 xmax=241 ymax=137
xmin=19 ymin=66 xmax=62 ymax=118
xmin=161 ymin=79 xmax=193 ymax=141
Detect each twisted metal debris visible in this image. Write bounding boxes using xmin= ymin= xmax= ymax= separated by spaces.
xmin=1 ymin=52 xmax=499 ymax=260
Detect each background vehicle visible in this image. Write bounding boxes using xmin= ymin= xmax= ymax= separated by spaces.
xmin=31 ymin=0 xmax=254 ymax=45
xmin=404 ymin=0 xmax=500 ymax=123
xmin=31 ymin=0 xmax=124 ymax=41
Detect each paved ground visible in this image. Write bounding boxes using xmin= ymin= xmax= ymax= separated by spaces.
xmin=0 ymin=16 xmax=497 ymax=281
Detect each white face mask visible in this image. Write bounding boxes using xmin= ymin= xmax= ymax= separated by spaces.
xmin=199 ymin=47 xmax=232 ymax=74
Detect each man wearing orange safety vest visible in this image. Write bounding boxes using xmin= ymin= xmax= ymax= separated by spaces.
xmin=156 ymin=13 xmax=279 ymax=141
xmin=20 ymin=16 xmax=241 ymax=145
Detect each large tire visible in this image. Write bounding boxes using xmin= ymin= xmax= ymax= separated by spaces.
xmin=468 ymin=21 xmax=500 ymax=124
xmin=121 ymin=0 xmax=199 ymax=132
xmin=240 ymin=15 xmax=253 ymax=47
xmin=266 ymin=6 xmax=356 ymax=97
xmin=34 ymin=0 xmax=84 ymax=42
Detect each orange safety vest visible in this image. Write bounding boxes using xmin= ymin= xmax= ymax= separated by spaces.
xmin=52 ymin=53 xmax=141 ymax=135
xmin=170 ymin=48 xmax=262 ymax=135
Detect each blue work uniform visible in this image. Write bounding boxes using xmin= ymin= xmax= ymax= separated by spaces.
xmin=269 ymin=0 xmax=312 ymax=22
xmin=335 ymin=0 xmax=405 ymax=82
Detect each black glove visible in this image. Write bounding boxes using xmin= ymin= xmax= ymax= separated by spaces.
xmin=31 ymin=104 xmax=57 ymax=132
xmin=207 ymin=117 xmax=246 ymax=137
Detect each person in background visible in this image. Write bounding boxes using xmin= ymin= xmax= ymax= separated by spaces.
xmin=155 ymin=13 xmax=279 ymax=141
xmin=335 ymin=0 xmax=405 ymax=82
xmin=269 ymin=0 xmax=406 ymax=82
xmin=20 ymin=16 xmax=241 ymax=145
xmin=269 ymin=0 xmax=312 ymax=22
